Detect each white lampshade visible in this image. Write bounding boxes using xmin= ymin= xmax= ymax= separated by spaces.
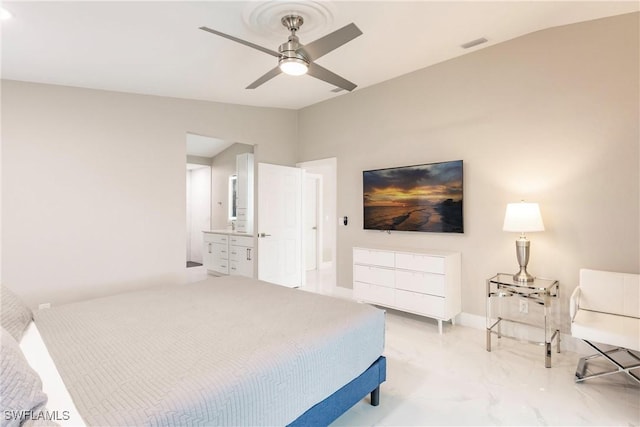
xmin=503 ymin=202 xmax=545 ymax=232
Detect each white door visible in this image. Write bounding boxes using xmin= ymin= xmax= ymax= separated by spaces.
xmin=258 ymin=163 xmax=303 ymax=287
xmin=304 ymin=174 xmax=321 ymax=271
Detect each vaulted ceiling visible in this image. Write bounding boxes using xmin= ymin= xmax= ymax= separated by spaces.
xmin=2 ymin=1 xmax=637 ymax=110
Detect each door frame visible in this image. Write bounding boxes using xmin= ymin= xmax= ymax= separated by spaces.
xmin=296 ymin=158 xmax=337 ymax=273
xmin=303 ymin=173 xmax=323 ymax=272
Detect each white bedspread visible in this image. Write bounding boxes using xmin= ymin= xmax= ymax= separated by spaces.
xmin=30 ymin=276 xmax=385 ymax=426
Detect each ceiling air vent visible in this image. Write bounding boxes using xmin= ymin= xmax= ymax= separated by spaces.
xmin=461 ymin=37 xmax=488 ymax=49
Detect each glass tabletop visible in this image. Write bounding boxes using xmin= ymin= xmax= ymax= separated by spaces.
xmin=489 ymin=273 xmax=559 ymax=293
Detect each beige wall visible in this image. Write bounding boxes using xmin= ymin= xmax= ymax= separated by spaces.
xmin=298 ymin=13 xmax=640 ymax=325
xmin=1 ymin=81 xmax=297 ymax=307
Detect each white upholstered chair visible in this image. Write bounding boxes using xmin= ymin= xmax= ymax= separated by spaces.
xmin=570 ymin=269 xmax=640 ymax=384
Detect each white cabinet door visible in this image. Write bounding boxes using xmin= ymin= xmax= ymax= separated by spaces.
xmin=230 ymin=251 xmax=253 ymax=277
xmin=236 ymin=153 xmax=254 ymax=234
xmin=202 ymin=241 xmax=215 ymax=271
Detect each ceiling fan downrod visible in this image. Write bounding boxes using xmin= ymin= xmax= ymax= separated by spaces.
xmin=278 ymin=15 xmax=309 ymax=74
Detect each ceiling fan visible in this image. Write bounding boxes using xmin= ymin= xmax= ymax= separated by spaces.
xmin=200 ymin=15 xmax=362 ymax=91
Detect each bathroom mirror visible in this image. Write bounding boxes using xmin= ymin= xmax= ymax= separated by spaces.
xmin=228 ymin=175 xmax=237 ymax=220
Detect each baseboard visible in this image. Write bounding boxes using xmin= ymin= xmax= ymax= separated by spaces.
xmin=457 ymin=312 xmax=486 ymax=330
xmin=331 ymin=286 xmax=354 ymax=300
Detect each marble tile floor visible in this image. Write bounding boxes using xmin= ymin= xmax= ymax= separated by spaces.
xmin=330 ymin=309 xmax=639 ymax=426
xmin=300 ymin=269 xmax=639 ymax=426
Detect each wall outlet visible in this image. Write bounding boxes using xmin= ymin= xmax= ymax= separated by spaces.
xmin=518 ymin=299 xmax=528 ymax=314
xmin=38 ymin=303 xmax=51 ymax=310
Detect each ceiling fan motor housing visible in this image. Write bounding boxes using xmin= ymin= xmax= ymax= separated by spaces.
xmin=278 ymin=36 xmax=309 ymax=64
xmin=278 ymin=15 xmax=309 ymax=67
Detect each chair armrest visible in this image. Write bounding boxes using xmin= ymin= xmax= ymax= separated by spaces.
xmin=569 ymin=286 xmax=581 ymax=321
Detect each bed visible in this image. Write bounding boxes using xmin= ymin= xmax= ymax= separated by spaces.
xmin=4 ymin=276 xmax=386 ymax=426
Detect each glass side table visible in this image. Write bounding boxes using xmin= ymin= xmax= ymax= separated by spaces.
xmin=486 ymin=273 xmax=560 ymax=368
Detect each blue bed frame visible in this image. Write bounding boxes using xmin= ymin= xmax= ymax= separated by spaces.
xmin=288 ymin=356 xmax=387 ymax=426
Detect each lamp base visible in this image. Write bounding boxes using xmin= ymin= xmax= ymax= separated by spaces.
xmin=513 ymin=237 xmax=535 ymax=282
xmin=513 ymin=267 xmax=534 ymax=283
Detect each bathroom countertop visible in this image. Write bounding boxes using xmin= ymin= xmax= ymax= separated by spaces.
xmin=203 ymin=229 xmax=254 ymax=237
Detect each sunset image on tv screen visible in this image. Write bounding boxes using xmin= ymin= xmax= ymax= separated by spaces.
xmin=363 ymin=160 xmax=463 ymax=233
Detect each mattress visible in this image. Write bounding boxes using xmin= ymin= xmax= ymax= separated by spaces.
xmin=32 ymin=276 xmax=385 ymax=426
xmin=20 ymin=322 xmax=85 ymax=426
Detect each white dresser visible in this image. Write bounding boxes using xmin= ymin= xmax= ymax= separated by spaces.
xmin=203 ymin=231 xmax=255 ymax=278
xmin=353 ymin=247 xmax=461 ymax=334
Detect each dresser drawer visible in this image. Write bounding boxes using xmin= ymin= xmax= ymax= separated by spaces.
xmin=354 ymin=265 xmax=395 ymax=288
xmin=395 ymin=270 xmax=445 ymax=296
xmin=395 ymin=290 xmax=445 ymax=318
xmin=203 ymin=233 xmax=228 ymax=244
xmin=210 ymin=262 xmax=229 ymax=275
xmin=229 ymin=235 xmax=253 ymax=247
xmin=353 ymin=248 xmax=394 ymax=268
xmin=230 ymin=246 xmax=253 ymax=261
xmin=396 ymin=253 xmax=445 ymax=274
xmin=210 ymin=242 xmax=228 ymax=260
xmin=354 ymin=282 xmax=395 ymax=306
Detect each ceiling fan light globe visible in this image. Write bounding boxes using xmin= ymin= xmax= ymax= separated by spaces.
xmin=279 ymin=58 xmax=308 ymax=76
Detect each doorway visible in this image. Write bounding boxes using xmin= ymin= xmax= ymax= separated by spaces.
xmin=185 ymin=133 xmax=234 ymax=271
xmin=297 ymin=158 xmax=337 ymax=292
xmin=304 ymin=173 xmax=322 ymax=271
xmin=186 ymin=163 xmax=211 ymax=267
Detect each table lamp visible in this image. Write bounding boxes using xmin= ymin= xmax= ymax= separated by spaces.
xmin=503 ymin=201 xmax=545 ymax=282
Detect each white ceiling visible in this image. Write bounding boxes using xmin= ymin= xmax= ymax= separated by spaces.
xmin=2 ymin=1 xmax=638 ymax=110
xmin=186 ymin=133 xmax=234 ymax=158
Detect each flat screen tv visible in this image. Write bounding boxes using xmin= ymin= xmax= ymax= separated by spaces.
xmin=363 ymin=160 xmax=463 ymax=233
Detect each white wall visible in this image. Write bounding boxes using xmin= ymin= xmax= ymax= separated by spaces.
xmin=1 ymin=81 xmax=297 ymax=307
xmin=186 ymin=165 xmax=211 ymax=263
xmin=297 ymin=13 xmax=640 ymax=328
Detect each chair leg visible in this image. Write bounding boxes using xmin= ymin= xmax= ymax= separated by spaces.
xmin=575 ymin=340 xmax=640 ymax=385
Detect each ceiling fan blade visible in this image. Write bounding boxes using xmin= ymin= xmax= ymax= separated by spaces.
xmin=246 ymin=66 xmax=282 ymax=89
xmin=300 ymin=23 xmax=362 ymax=61
xmin=199 ymin=26 xmax=280 ymax=58
xmin=307 ymin=63 xmax=357 ymax=92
